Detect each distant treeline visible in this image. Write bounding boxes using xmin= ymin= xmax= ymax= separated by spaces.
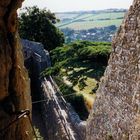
xmin=55 ymin=9 xmax=127 ymax=15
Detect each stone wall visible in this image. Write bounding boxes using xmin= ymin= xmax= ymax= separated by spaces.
xmin=22 ymin=39 xmax=87 ymax=140
xmin=86 ymin=0 xmax=140 ymax=139
xmin=22 ymin=39 xmax=50 ymax=101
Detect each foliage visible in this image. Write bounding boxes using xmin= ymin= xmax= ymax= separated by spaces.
xmin=19 ymin=6 xmax=64 ymax=51
xmin=51 ymin=41 xmax=111 ymax=65
xmin=44 ymin=40 xmax=111 ymax=89
xmin=34 ymin=126 xmax=44 ymax=140
xmin=41 ymin=64 xmax=61 ymax=77
xmin=43 ymin=41 xmax=111 ymax=119
xmin=44 ymin=40 xmax=111 ymax=83
xmin=61 ymin=25 xmax=117 ymax=43
xmin=78 ymin=77 xmax=87 ymax=90
xmin=54 ymin=76 xmax=89 ymax=120
xmin=57 ymin=10 xmax=124 ymax=43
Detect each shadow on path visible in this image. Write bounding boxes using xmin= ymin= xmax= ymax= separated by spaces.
xmin=32 ymin=104 xmax=48 ymax=140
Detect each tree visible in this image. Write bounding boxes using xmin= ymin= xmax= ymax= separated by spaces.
xmin=19 ymin=6 xmax=64 ymax=51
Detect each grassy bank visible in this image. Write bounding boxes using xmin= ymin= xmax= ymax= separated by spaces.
xmin=42 ymin=41 xmax=111 ymax=119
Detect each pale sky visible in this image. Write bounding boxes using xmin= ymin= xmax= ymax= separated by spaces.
xmin=22 ymin=0 xmax=133 ymax=12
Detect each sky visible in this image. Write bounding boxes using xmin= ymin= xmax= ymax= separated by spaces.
xmin=22 ymin=0 xmax=133 ymax=12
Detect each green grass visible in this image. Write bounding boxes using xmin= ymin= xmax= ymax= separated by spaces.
xmin=56 ymin=13 xmax=80 ymax=19
xmin=34 ymin=127 xmax=44 ymax=140
xmin=54 ymin=75 xmax=89 ymax=120
xmin=42 ymin=41 xmax=111 ymax=119
xmin=71 ymin=14 xmax=93 ymax=21
xmin=84 ymin=12 xmax=124 ymax=20
xmin=56 ymin=11 xmax=125 ymax=30
xmin=57 ymin=19 xmax=123 ymax=30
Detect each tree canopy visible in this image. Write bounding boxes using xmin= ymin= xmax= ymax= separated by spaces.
xmin=19 ymin=6 xmax=64 ymax=51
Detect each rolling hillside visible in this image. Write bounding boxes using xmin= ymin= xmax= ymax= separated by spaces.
xmin=56 ymin=9 xmax=127 ymax=30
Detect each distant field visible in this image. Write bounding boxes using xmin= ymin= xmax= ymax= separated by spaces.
xmin=57 ymin=19 xmax=123 ymax=30
xmin=56 ymin=13 xmax=80 ymax=20
xmin=56 ymin=11 xmax=126 ymax=30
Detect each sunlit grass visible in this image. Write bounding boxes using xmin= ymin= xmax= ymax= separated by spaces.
xmin=46 ymin=41 xmax=110 ymax=118
xmin=63 ymin=70 xmax=97 ymax=111
xmin=34 ymin=127 xmax=44 ymax=140
xmin=73 ymin=77 xmax=97 ymax=94
xmin=59 ymin=19 xmax=122 ymax=30
xmin=73 ymin=77 xmax=97 ymax=111
xmin=56 ymin=12 xmax=125 ymax=30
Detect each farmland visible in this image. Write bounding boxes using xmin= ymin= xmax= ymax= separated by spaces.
xmin=57 ymin=19 xmax=122 ymax=30
xmin=56 ymin=10 xmax=126 ymax=30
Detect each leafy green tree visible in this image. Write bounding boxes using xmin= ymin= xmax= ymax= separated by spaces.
xmin=19 ymin=6 xmax=64 ymax=51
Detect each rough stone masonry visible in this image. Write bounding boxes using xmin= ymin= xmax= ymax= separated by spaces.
xmin=86 ymin=0 xmax=140 ymax=139
xmin=0 ymin=1 xmax=33 ymax=140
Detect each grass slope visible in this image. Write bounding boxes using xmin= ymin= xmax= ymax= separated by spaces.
xmin=56 ymin=11 xmax=125 ymax=30
xmin=42 ymin=41 xmax=111 ymax=119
